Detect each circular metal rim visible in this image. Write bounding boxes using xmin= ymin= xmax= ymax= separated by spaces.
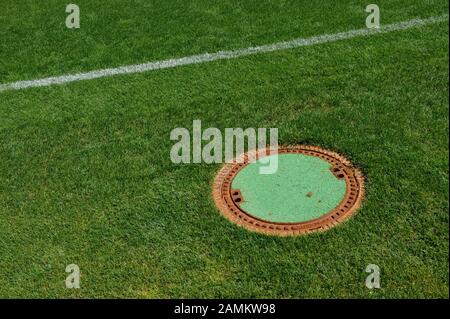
xmin=212 ymin=145 xmax=365 ymax=236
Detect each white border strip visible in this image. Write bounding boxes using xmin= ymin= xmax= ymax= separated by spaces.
xmin=0 ymin=15 xmax=447 ymax=92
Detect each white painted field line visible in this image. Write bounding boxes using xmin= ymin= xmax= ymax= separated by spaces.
xmin=0 ymin=14 xmax=447 ymax=92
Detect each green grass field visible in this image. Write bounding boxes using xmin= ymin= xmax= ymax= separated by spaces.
xmin=0 ymin=0 xmax=448 ymax=298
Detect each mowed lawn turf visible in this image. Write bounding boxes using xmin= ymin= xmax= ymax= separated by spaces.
xmin=0 ymin=0 xmax=448 ymax=298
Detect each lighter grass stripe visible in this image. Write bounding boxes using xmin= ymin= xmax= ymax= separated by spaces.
xmin=0 ymin=14 xmax=447 ymax=92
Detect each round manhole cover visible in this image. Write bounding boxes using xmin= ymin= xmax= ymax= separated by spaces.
xmin=212 ymin=145 xmax=364 ymax=236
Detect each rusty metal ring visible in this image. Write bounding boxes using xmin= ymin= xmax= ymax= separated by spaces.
xmin=212 ymin=145 xmax=365 ymax=236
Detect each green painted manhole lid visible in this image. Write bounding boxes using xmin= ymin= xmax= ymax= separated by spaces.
xmin=213 ymin=146 xmax=364 ymax=236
